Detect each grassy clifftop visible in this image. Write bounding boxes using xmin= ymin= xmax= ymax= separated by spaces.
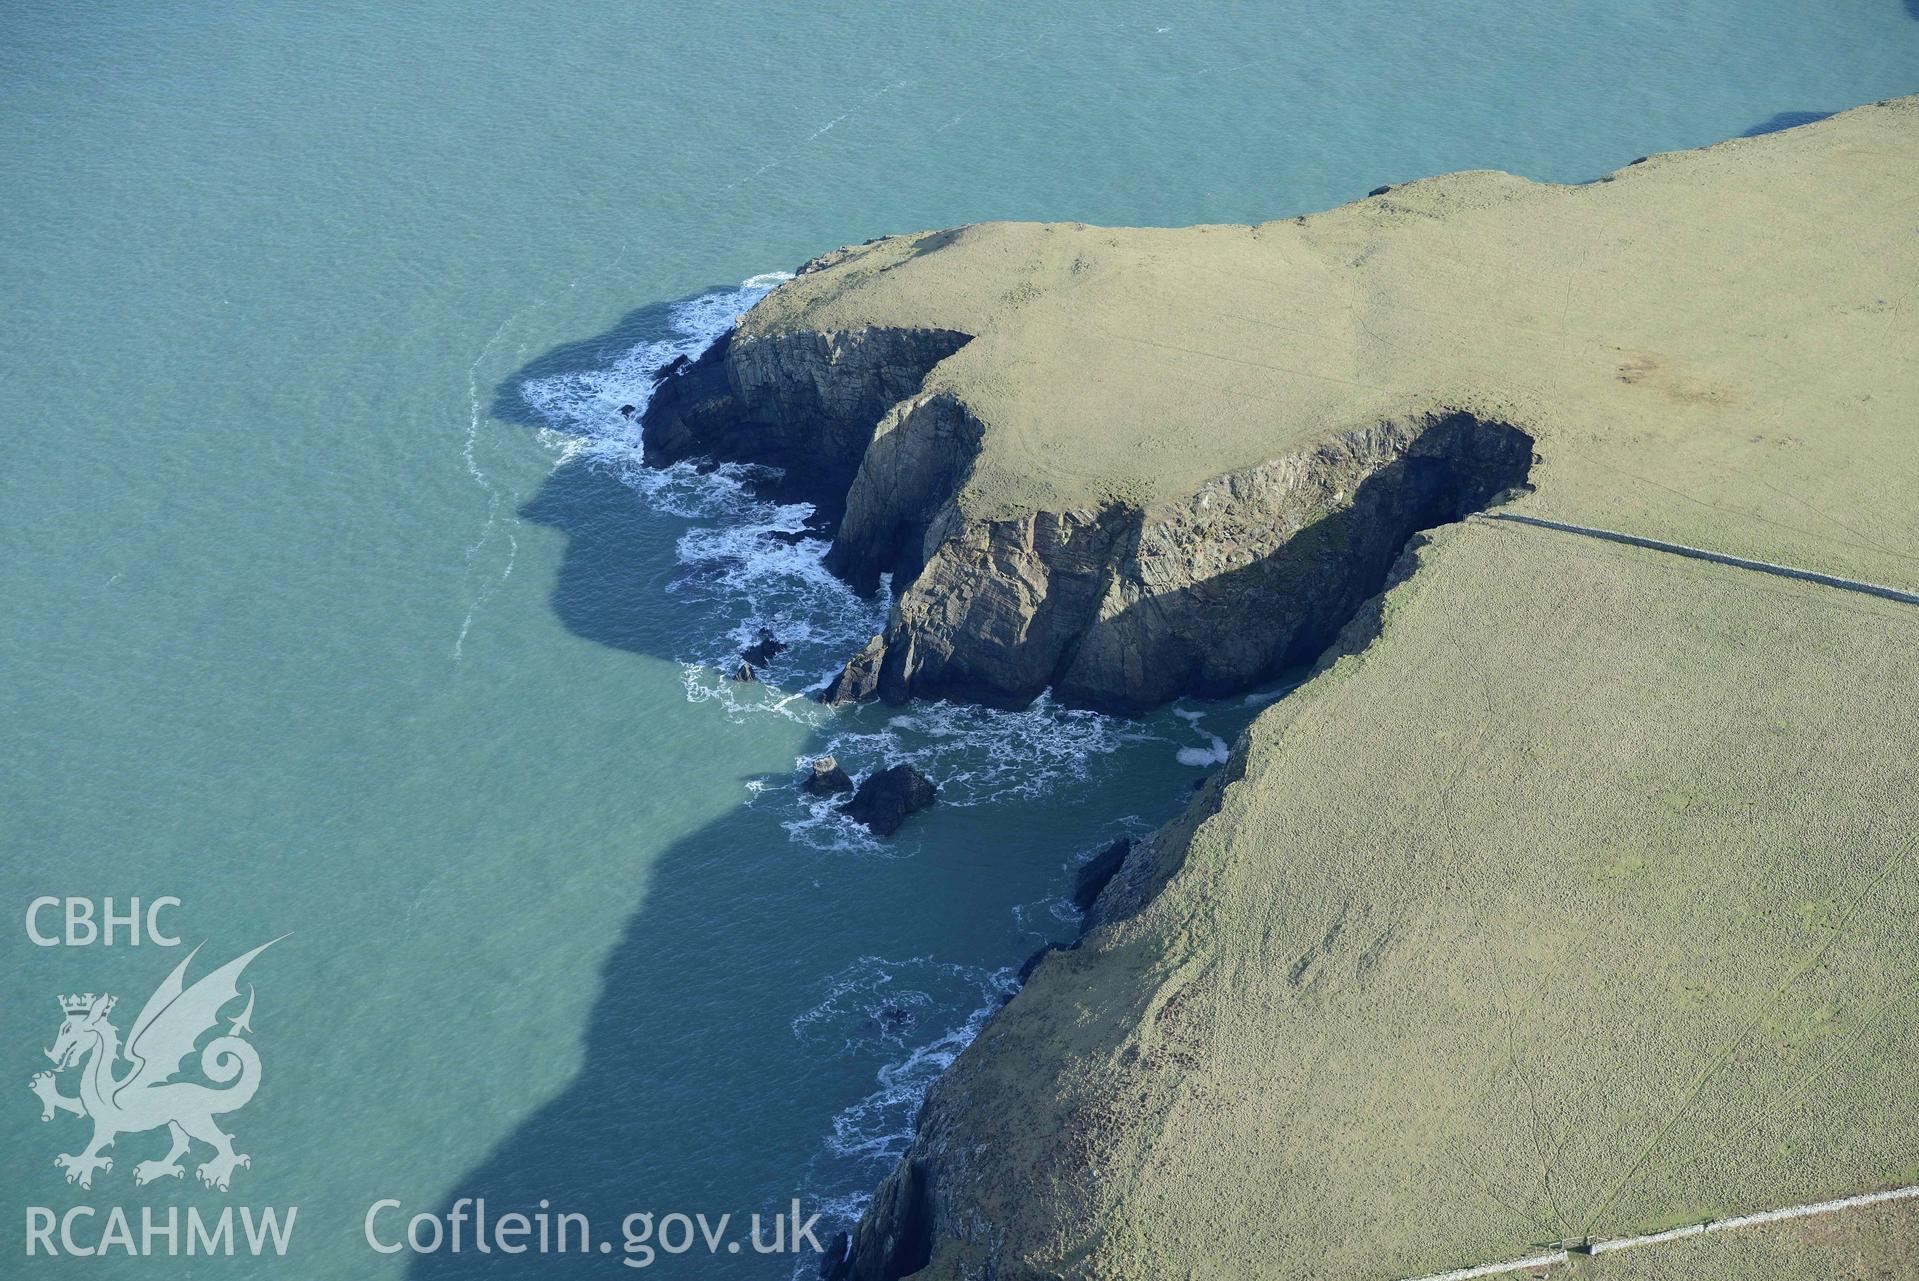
xmin=794 ymin=95 xmax=1919 ymax=1280
xmin=748 ymin=96 xmax=1918 ymax=594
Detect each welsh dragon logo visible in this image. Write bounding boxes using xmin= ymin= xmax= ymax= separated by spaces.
xmin=30 ymin=939 xmax=280 ymax=1191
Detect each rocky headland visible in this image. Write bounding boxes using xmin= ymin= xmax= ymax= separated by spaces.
xmin=648 ymin=97 xmax=1919 ymax=1280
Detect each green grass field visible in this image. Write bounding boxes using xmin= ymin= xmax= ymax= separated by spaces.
xmin=911 ymin=519 xmax=1919 ymax=1279
xmin=749 ymin=98 xmax=1918 ymax=594
xmin=782 ymin=97 xmax=1919 ymax=1280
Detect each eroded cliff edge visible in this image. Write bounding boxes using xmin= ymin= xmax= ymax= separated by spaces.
xmin=646 ymin=287 xmax=1539 ymax=714
xmin=646 ymin=95 xmax=1918 ymax=719
xmin=642 ymin=97 xmax=1919 ymax=1280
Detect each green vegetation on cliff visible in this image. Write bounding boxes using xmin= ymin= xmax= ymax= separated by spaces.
xmin=900 ymin=520 xmax=1919 ymax=1279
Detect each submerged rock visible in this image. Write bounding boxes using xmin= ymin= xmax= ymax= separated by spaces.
xmin=802 ymin=755 xmax=854 ymax=796
xmin=838 ymin=764 xmax=937 ymax=835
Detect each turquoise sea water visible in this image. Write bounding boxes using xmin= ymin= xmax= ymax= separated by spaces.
xmin=2 ymin=3 xmax=1913 ymax=1276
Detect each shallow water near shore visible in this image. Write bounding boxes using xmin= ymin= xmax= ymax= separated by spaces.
xmin=3 ymin=2 xmax=1914 ymax=1275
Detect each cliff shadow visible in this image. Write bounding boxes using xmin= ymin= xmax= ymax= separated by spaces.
xmin=502 ymin=287 xmax=810 ymax=666
xmin=402 ymin=299 xmax=868 ymax=1277
xmin=393 ymin=715 xmax=1105 ymax=1278
xmin=517 ymin=460 xmax=686 ymax=657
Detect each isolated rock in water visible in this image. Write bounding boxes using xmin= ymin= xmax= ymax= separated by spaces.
xmin=617 ymin=403 xmax=636 ymax=417
xmin=741 ymin=628 xmax=786 ymax=667
xmin=817 ymin=1231 xmax=852 ymax=1281
xmin=737 ymin=99 xmax=1919 ymax=1281
xmin=1070 ymin=838 xmax=1132 ymax=913
xmin=732 ymin=662 xmax=757 ymax=683
xmin=802 ymin=755 xmax=854 ymax=796
xmin=839 ymin=764 xmax=937 ymax=835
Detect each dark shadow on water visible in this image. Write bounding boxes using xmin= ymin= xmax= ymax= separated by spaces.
xmin=416 ymin=283 xmax=1281 ymax=1276
xmin=1741 ymin=110 xmax=1835 ymax=138
xmin=408 ymin=301 xmax=866 ymax=1277
xmin=405 ymin=796 xmax=853 ymax=1278
xmin=406 ymin=296 xmax=1116 ymax=1278
xmin=518 ymin=461 xmax=680 ymax=655
xmin=501 ymin=285 xmax=759 ymax=659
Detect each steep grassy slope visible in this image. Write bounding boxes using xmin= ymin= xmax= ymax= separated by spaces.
xmin=863 ymin=520 xmax=1919 ymax=1279
xmin=640 ymin=96 xmax=1919 ymax=1278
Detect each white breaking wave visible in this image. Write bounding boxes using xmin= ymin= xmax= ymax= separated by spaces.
xmin=453 ymin=311 xmax=524 ymax=661
xmin=488 ymin=263 xmax=1267 ymax=1271
xmin=516 ymin=272 xmax=891 ymax=691
xmin=783 ymin=695 xmax=1158 ymax=852
xmin=455 ymin=241 xmax=632 ymax=660
xmin=1171 ymin=705 xmax=1231 ymax=766
xmin=519 ymin=274 xmax=790 ymax=517
xmin=793 ymin=957 xmax=1018 ymax=1166
xmin=789 ymin=956 xmax=1017 ymax=1260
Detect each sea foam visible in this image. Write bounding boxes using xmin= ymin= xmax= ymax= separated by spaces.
xmin=517 ymin=279 xmax=1164 ymax=851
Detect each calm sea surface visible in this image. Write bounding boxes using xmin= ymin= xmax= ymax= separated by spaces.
xmin=3 ymin=3 xmax=1913 ymax=1275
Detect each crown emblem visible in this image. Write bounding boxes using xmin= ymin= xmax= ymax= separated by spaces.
xmin=59 ymin=993 xmax=109 ymax=1016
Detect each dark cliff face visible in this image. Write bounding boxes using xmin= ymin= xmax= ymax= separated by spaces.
xmin=827 ymin=413 xmax=1536 ymax=714
xmin=644 ymin=324 xmax=1535 ymax=718
xmin=819 ymin=1156 xmax=936 ymax=1281
xmin=640 ymin=325 xmax=971 ymax=525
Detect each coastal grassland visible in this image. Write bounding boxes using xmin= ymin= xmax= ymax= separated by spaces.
xmin=746 ymin=96 xmax=1919 ymax=592
xmin=913 ymin=518 xmax=1919 ymax=1280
